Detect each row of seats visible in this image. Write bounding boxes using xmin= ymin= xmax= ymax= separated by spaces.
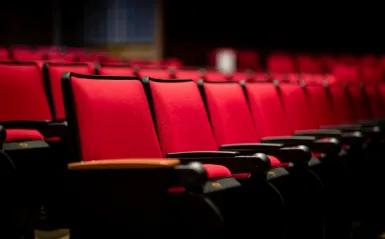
xmin=210 ymin=48 xmax=385 ymax=74
xmin=0 ymin=46 xmax=184 ymax=67
xmin=1 ymin=59 xmax=385 ymax=238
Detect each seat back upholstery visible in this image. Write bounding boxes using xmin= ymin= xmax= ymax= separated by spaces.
xmin=200 ymin=81 xmax=260 ymax=145
xmin=360 ymin=63 xmax=385 ymax=118
xmin=302 ymin=81 xmax=338 ymax=126
xmin=11 ymin=49 xmax=45 ymax=61
xmin=0 ymin=62 xmax=52 ymax=121
xmin=297 ymin=55 xmax=322 ymax=73
xmin=144 ymin=78 xmax=218 ymax=154
xmin=326 ymin=80 xmax=356 ymax=125
xmin=62 ymin=73 xmax=163 ymax=162
xmin=44 ymin=63 xmax=95 ymax=121
xmin=204 ymin=71 xmax=228 ymax=81
xmin=276 ymin=82 xmax=320 ymax=130
xmin=97 ymin=65 xmax=135 ymax=76
xmin=267 ymin=53 xmax=295 ymax=74
xmin=334 ymin=64 xmax=373 ymax=121
xmin=243 ymin=82 xmax=293 ymax=137
xmin=139 ymin=68 xmax=171 ymax=79
xmin=174 ymin=69 xmax=203 ymax=81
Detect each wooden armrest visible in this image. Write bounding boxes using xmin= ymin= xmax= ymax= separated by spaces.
xmin=68 ymin=159 xmax=180 ymax=170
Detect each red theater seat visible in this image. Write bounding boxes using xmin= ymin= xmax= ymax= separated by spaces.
xmin=61 ymin=72 xmax=249 ymax=237
xmin=43 ymin=63 xmax=95 ymax=121
xmin=0 ymin=62 xmax=53 ymax=141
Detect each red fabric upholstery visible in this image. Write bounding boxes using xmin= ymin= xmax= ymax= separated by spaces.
xmin=174 ymin=70 xmax=203 ymax=81
xmin=149 ymin=80 xmax=218 ymax=153
xmin=46 ymin=52 xmax=76 ymax=62
xmin=327 ymin=81 xmax=355 ymax=124
xmin=98 ymin=66 xmax=134 ymax=76
xmin=338 ymin=55 xmax=358 ymax=67
xmin=67 ymin=75 xmax=234 ymax=179
xmin=231 ymin=72 xmax=251 ymax=82
xmin=0 ymin=48 xmax=9 ymax=61
xmin=267 ymin=54 xmax=295 ymax=74
xmin=244 ymin=83 xmax=293 ymax=137
xmin=70 ymin=76 xmax=163 ymax=161
xmin=5 ymin=129 xmax=44 ymax=142
xmin=204 ymin=71 xmax=228 ymax=82
xmin=203 ymin=82 xmax=261 ymax=144
xmin=319 ymin=55 xmax=336 ymax=73
xmin=364 ymin=85 xmax=385 ymax=118
xmin=334 ymin=65 xmax=372 ymax=121
xmin=139 ymin=69 xmax=171 ymax=79
xmin=204 ymin=164 xmax=232 ymax=178
xmin=278 ymin=83 xmax=320 ymax=130
xmin=252 ymin=73 xmax=269 ymax=82
xmin=297 ymin=55 xmax=322 ymax=73
xmin=237 ymin=51 xmax=260 ymax=71
xmin=11 ymin=50 xmax=45 ymax=61
xmin=0 ymin=63 xmax=52 ymax=122
xmin=304 ymin=83 xmax=338 ymax=126
xmin=47 ymin=64 xmax=94 ymax=121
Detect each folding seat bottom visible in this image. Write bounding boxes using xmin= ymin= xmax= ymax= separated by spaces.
xmin=203 ymin=164 xmax=232 ymax=178
xmin=5 ymin=129 xmax=44 ymax=142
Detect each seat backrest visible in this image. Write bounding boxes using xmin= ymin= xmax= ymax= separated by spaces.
xmin=200 ymin=81 xmax=260 ymax=145
xmin=145 ymin=78 xmax=218 ymax=154
xmin=97 ymin=65 xmax=134 ymax=76
xmin=325 ymin=76 xmax=355 ymax=124
xmin=204 ymin=71 xmax=228 ymax=81
xmin=0 ymin=62 xmax=52 ymax=121
xmin=243 ymin=82 xmax=293 ymax=137
xmin=252 ymin=73 xmax=269 ymax=82
xmin=62 ymin=73 xmax=162 ymax=162
xmin=0 ymin=48 xmax=9 ymax=61
xmin=44 ymin=63 xmax=95 ymax=121
xmin=276 ymin=82 xmax=320 ymax=130
xmin=297 ymin=55 xmax=322 ymax=73
xmin=231 ymin=72 xmax=251 ymax=82
xmin=46 ymin=52 xmax=76 ymax=63
xmin=338 ymin=55 xmax=358 ymax=67
xmin=174 ymin=69 xmax=203 ymax=81
xmin=237 ymin=51 xmax=260 ymax=71
xmin=267 ymin=53 xmax=295 ymax=74
xmin=301 ymin=81 xmax=338 ymax=126
xmin=318 ymin=55 xmax=336 ymax=73
xmin=139 ymin=68 xmax=171 ymax=79
xmin=334 ymin=64 xmax=373 ymax=121
xmin=360 ymin=64 xmax=385 ymax=118
xmin=11 ymin=49 xmax=45 ymax=61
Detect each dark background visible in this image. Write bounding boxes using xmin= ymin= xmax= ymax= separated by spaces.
xmin=0 ymin=1 xmax=383 ymax=65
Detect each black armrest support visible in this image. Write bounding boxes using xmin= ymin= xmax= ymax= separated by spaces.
xmin=220 ymin=143 xmax=311 ymax=164
xmin=0 ymin=120 xmax=68 ymax=138
xmin=220 ymin=143 xmax=283 ymax=155
xmin=0 ymin=125 xmax=5 ymax=149
xmin=293 ymin=129 xmax=342 ymax=139
xmin=261 ymin=136 xmax=316 ymax=146
xmin=273 ymin=146 xmax=312 ymax=164
xmin=321 ymin=124 xmax=361 ymax=132
xmin=340 ymin=131 xmax=364 ymax=145
xmin=261 ymin=136 xmax=341 ymax=154
xmin=166 ymin=151 xmax=270 ymax=174
xmin=173 ymin=162 xmax=208 ymax=190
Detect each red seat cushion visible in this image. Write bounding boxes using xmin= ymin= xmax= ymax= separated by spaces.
xmin=203 ymin=164 xmax=232 ymax=178
xmin=5 ymin=129 xmax=44 ymax=142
